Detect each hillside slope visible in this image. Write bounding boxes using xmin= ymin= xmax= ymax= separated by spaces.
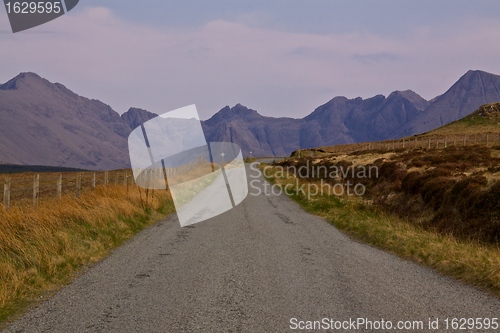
xmin=426 ymin=102 xmax=500 ymax=136
xmin=397 ymin=70 xmax=500 ymax=136
xmin=0 ymin=73 xmax=131 ymax=170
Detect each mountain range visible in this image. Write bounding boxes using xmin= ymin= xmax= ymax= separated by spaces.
xmin=1 ymin=70 xmax=500 ymax=169
xmin=204 ymin=71 xmax=500 ymax=156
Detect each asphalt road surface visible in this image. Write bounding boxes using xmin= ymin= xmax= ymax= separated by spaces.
xmin=3 ymin=166 xmax=500 ymax=332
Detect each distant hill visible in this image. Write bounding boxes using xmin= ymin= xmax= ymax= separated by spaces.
xmin=201 ymin=91 xmax=431 ymax=156
xmin=0 ymin=73 xmax=131 ymax=170
xmin=202 ymin=104 xmax=304 ymax=156
xmin=0 ymin=164 xmax=88 ymax=174
xmin=296 ymin=102 xmax=500 ymax=156
xmin=1 ymin=70 xmax=500 ymax=168
xmin=424 ymin=102 xmax=500 ymax=136
xmin=396 ymin=70 xmax=500 ymax=137
xmin=203 ymin=71 xmax=500 ymax=156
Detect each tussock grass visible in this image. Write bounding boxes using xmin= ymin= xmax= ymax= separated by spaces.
xmin=0 ymin=184 xmax=174 ymax=324
xmin=278 ymin=146 xmax=500 ymax=244
xmin=263 ymin=166 xmax=500 ymax=297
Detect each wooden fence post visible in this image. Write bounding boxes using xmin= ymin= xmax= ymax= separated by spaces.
xmin=33 ymin=174 xmax=40 ymax=209
xmin=92 ymin=173 xmax=96 ymax=188
xmin=428 ymin=138 xmax=431 ymax=149
xmin=76 ymin=173 xmax=81 ymax=198
xmin=57 ymin=174 xmax=62 ymax=201
xmin=125 ymin=170 xmax=129 ymax=194
xmin=3 ymin=177 xmax=10 ymax=211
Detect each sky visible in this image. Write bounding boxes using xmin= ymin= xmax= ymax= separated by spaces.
xmin=1 ymin=1 xmax=500 ymax=119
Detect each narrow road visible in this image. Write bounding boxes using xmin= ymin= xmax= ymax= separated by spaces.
xmin=3 ymin=166 xmax=500 ymax=332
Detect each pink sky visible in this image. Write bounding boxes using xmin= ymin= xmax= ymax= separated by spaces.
xmin=1 ymin=5 xmax=500 ymax=119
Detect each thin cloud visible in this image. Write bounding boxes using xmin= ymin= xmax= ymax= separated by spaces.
xmin=1 ymin=7 xmax=500 ymax=119
xmin=352 ymin=52 xmax=402 ymax=64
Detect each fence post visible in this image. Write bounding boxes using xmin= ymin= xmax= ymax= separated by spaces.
xmin=444 ymin=136 xmax=447 ymax=148
xmin=33 ymin=174 xmax=40 ymax=209
xmin=3 ymin=177 xmax=10 ymax=211
xmin=76 ymin=173 xmax=81 ymax=198
xmin=92 ymin=173 xmax=96 ymax=188
xmin=428 ymin=138 xmax=431 ymax=149
xmin=57 ymin=174 xmax=62 ymax=201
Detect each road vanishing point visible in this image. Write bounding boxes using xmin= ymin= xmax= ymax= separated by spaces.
xmin=3 ymin=166 xmax=500 ymax=332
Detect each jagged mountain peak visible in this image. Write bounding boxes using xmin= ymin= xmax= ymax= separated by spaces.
xmin=205 ymin=104 xmax=261 ymax=124
xmin=223 ymin=104 xmax=259 ymax=117
xmin=389 ymin=90 xmax=420 ymax=99
xmin=386 ymin=90 xmax=429 ymax=111
xmin=1 ymin=72 xmax=45 ymax=90
xmin=396 ymin=69 xmax=500 ymax=136
xmin=464 ymin=69 xmax=498 ymax=77
xmin=446 ymin=69 xmax=500 ymax=95
xmin=1 ymin=69 xmax=499 ymax=166
xmin=0 ymin=72 xmax=132 ymax=169
xmin=0 ymin=71 xmax=77 ymax=102
xmin=121 ymin=107 xmax=159 ymax=130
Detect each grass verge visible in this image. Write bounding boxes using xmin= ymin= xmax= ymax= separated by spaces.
xmin=0 ymin=184 xmax=174 ymax=325
xmin=262 ymin=165 xmax=500 ymax=297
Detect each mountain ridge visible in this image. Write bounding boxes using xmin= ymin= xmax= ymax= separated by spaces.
xmin=0 ymin=72 xmax=132 ymax=169
xmin=1 ymin=70 xmax=499 ymax=168
xmin=396 ymin=70 xmax=500 ymax=136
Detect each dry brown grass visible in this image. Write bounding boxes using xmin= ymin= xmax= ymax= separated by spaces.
xmin=263 ymin=165 xmax=500 ymax=296
xmin=280 ymin=146 xmax=500 ymax=244
xmin=0 ymin=182 xmax=174 ymax=324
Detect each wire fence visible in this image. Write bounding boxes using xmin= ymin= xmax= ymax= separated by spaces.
xmin=1 ymin=170 xmax=135 ymax=210
xmin=3 ymin=133 xmax=499 ymax=209
xmin=299 ymin=132 xmax=500 ymax=156
xmin=1 ymin=157 xmax=209 ymax=211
